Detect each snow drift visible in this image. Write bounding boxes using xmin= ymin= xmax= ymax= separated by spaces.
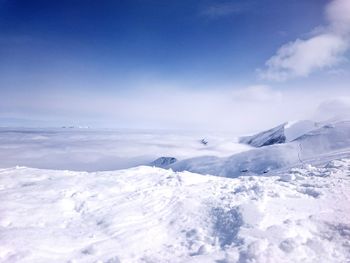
xmin=0 ymin=158 xmax=349 ymax=262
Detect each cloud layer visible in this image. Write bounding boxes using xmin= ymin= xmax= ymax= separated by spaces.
xmin=314 ymin=97 xmax=350 ymax=121
xmin=2 ymin=82 xmax=348 ymax=134
xmin=260 ymin=0 xmax=350 ymax=81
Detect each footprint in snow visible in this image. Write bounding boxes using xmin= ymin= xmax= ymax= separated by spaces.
xmin=297 ymin=187 xmax=321 ymax=198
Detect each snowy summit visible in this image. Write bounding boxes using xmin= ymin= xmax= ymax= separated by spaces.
xmin=0 ymin=158 xmax=349 ymax=262
xmin=0 ymin=0 xmax=350 ymax=262
xmin=1 ymin=119 xmax=350 ymax=262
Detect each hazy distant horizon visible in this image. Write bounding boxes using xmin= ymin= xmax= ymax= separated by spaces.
xmin=1 ymin=0 xmax=349 ymax=133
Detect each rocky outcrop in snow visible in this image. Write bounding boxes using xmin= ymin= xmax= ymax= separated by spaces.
xmin=240 ymin=123 xmax=287 ymax=147
xmin=240 ymin=120 xmax=318 ymax=147
xmin=150 ymin=157 xmax=177 ymax=168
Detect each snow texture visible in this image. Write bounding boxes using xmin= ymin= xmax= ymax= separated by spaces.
xmin=0 ymin=158 xmax=349 ymax=262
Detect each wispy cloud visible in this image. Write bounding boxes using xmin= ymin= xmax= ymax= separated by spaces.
xmin=259 ymin=0 xmax=350 ymax=81
xmin=259 ymin=34 xmax=348 ymax=81
xmin=231 ymin=85 xmax=282 ymax=103
xmin=314 ymin=97 xmax=350 ymax=121
xmin=200 ymin=1 xmax=248 ymax=18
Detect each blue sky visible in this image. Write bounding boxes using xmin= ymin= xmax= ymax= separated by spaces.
xmin=0 ymin=0 xmax=349 ymax=132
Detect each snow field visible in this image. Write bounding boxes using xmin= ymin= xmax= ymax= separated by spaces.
xmin=0 ymin=158 xmax=349 ymax=262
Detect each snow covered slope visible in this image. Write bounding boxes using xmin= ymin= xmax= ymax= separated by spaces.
xmin=239 ymin=123 xmax=287 ymax=147
xmin=0 ymin=158 xmax=350 ymax=263
xmin=284 ymin=120 xmax=319 ymax=141
xmin=240 ymin=120 xmax=318 ymax=147
xmin=171 ymin=121 xmax=350 ymax=177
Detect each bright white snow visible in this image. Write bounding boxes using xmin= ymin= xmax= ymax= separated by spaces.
xmin=0 ymin=158 xmax=349 ymax=263
xmin=1 ymin=119 xmax=349 ymax=262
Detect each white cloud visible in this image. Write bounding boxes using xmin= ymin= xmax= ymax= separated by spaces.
xmin=314 ymin=97 xmax=350 ymax=121
xmin=260 ymin=34 xmax=348 ymax=81
xmin=260 ymin=0 xmax=350 ymax=81
xmin=326 ymin=0 xmax=350 ymax=35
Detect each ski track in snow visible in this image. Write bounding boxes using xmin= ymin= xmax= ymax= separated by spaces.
xmin=0 ymin=158 xmax=349 ymax=263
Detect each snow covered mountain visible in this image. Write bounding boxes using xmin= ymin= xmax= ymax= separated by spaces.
xmin=1 ymin=120 xmax=349 ymax=262
xmin=0 ymin=158 xmax=349 ymax=262
xmin=239 ymin=123 xmax=287 ymax=147
xmin=240 ymin=120 xmax=318 ymax=147
xmin=171 ymin=121 xmax=350 ymax=177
